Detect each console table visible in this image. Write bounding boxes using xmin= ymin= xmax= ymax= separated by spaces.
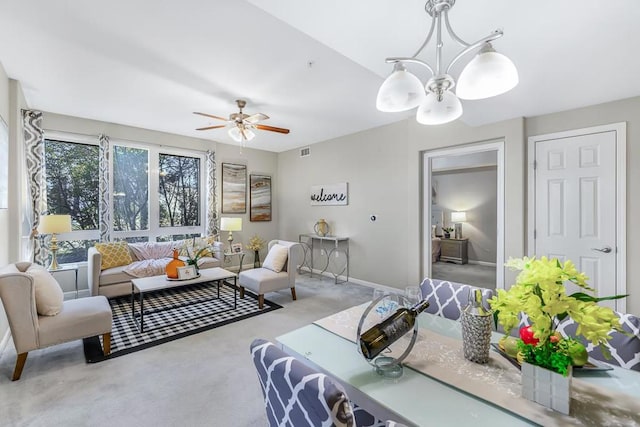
xmin=298 ymin=234 xmax=349 ymax=284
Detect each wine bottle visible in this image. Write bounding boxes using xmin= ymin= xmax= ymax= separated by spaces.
xmin=359 ymin=299 xmax=430 ymax=360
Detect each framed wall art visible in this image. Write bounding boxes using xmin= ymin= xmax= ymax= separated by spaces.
xmin=222 ymin=163 xmax=247 ymax=213
xmin=250 ymin=174 xmax=272 ymax=221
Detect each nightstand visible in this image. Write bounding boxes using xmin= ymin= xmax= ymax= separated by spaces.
xmin=439 ymin=238 xmax=468 ymax=264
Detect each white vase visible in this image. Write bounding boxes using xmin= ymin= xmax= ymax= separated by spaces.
xmin=521 ymin=361 xmax=572 ymax=415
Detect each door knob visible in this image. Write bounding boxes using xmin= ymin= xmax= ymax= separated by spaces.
xmin=591 ymin=246 xmax=612 ymax=253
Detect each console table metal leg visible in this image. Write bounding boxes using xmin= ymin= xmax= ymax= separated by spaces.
xmin=139 ymin=291 xmax=145 ymax=333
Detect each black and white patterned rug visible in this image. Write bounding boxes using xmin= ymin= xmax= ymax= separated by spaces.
xmin=83 ymin=281 xmax=281 ymax=362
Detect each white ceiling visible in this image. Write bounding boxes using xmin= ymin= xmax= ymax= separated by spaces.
xmin=0 ymin=0 xmax=638 ymax=152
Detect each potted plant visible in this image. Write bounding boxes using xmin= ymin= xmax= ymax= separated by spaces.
xmin=489 ymin=256 xmax=626 ymax=413
xmin=246 ymin=235 xmax=266 ymax=268
xmin=441 ymin=227 xmax=454 ymax=239
xmin=181 ymin=237 xmax=212 ymax=272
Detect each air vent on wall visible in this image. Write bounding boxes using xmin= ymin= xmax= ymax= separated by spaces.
xmin=300 ymin=146 xmax=310 ymax=157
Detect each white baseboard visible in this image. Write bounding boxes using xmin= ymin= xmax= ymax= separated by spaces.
xmin=468 ymin=260 xmax=497 ymax=267
xmin=0 ymin=328 xmax=10 ymax=357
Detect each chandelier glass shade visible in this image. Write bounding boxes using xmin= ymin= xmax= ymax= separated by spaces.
xmin=376 ymin=0 xmax=518 ymax=125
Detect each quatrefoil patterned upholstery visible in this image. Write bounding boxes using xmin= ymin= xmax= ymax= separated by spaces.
xmin=419 ymin=278 xmax=494 ymax=321
xmin=518 ymin=312 xmax=640 ymax=371
xmin=251 ymin=339 xmax=389 ymax=427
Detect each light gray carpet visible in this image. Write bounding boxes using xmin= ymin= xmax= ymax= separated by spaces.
xmin=0 ymin=275 xmax=374 ymax=427
xmin=431 ymin=262 xmax=496 ymax=289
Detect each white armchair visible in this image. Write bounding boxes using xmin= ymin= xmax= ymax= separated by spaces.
xmin=239 ymin=240 xmax=300 ymax=309
xmin=0 ymin=262 xmax=112 ymax=380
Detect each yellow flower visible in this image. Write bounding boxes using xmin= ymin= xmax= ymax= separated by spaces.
xmin=489 ymin=256 xmax=624 ymax=349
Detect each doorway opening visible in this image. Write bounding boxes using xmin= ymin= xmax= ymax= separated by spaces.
xmin=422 ymin=141 xmax=505 ymax=289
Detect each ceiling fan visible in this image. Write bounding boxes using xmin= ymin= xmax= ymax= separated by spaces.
xmin=194 ymin=99 xmax=290 ymax=143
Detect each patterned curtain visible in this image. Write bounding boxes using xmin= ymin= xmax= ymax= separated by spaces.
xmin=98 ymin=134 xmax=111 ymax=242
xmin=22 ymin=109 xmax=46 ymax=264
xmin=206 ymin=150 xmax=219 ymax=238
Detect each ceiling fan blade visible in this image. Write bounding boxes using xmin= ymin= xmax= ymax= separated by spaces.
xmin=255 ymin=124 xmax=290 ymax=134
xmin=245 ymin=113 xmax=269 ymax=124
xmin=193 ymin=111 xmax=228 ymax=121
xmin=196 ymin=124 xmax=227 ymax=131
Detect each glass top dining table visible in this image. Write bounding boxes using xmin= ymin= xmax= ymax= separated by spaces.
xmin=276 ymin=307 xmax=640 ymax=427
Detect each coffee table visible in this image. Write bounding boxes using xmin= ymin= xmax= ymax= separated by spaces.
xmin=130 ymin=267 xmax=237 ymax=332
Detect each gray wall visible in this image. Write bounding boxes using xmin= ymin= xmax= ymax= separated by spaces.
xmin=278 ymin=121 xmax=409 ymax=288
xmin=277 ymin=117 xmax=525 ymax=289
xmin=433 ymin=166 xmax=497 ymax=264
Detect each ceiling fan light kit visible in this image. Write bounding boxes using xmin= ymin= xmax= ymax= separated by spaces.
xmin=194 ymin=99 xmax=290 ymax=144
xmin=376 ymin=0 xmax=519 ymax=125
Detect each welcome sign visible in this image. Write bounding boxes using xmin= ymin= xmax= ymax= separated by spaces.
xmin=310 ymin=182 xmax=348 ymax=206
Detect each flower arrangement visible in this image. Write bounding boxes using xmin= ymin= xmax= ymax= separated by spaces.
xmin=489 ymin=256 xmax=626 ymax=375
xmin=246 ymin=235 xmax=266 ymax=252
xmin=441 ymin=226 xmax=454 ymax=234
xmin=181 ymin=237 xmax=212 ymax=267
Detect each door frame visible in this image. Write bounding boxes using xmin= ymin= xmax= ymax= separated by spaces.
xmin=422 ymin=140 xmax=505 ymax=288
xmin=527 ymin=122 xmax=627 ymax=311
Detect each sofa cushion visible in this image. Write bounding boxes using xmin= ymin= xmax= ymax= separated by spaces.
xmin=128 ymin=241 xmax=175 ymax=261
xmin=262 ymin=244 xmax=288 ymax=273
xmin=95 ymin=241 xmax=133 ymax=270
xmin=124 ymin=258 xmax=172 ymax=278
xmin=99 ymin=265 xmax=135 ymax=286
xmin=25 ymin=264 xmax=64 ymax=316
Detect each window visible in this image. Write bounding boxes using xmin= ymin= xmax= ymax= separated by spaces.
xmin=159 ymin=153 xmax=201 ymax=227
xmin=42 ymin=135 xmax=207 ymax=263
xmin=44 ymin=138 xmax=100 ymax=263
xmin=111 ymin=142 xmax=206 ymax=243
xmin=113 ymin=146 xmax=149 ymax=232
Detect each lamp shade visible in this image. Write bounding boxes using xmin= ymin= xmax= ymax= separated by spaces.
xmin=456 ymin=44 xmax=519 ymax=100
xmin=376 ymin=63 xmax=425 ymax=112
xmin=416 ymin=91 xmax=463 ymax=125
xmin=220 ymin=217 xmax=242 ymax=232
xmin=451 ymin=211 xmax=467 ymax=223
xmin=38 ymin=215 xmax=72 ymax=234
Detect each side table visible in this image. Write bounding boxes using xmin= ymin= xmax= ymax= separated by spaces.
xmin=224 ymin=251 xmax=246 ymax=274
xmin=49 ymin=263 xmax=79 ymax=299
xmin=440 ymin=238 xmax=468 ymax=264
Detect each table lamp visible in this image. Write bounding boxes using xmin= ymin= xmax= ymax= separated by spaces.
xmin=220 ymin=217 xmax=242 ymax=252
xmin=38 ymin=214 xmax=72 ymax=270
xmin=451 ymin=211 xmax=467 ymax=239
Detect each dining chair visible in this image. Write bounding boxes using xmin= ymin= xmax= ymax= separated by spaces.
xmin=250 ymin=338 xmax=404 ymax=427
xmin=419 ymin=278 xmax=494 ymax=321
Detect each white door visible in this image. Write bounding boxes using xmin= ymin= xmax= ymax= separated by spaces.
xmin=529 ymin=124 xmax=626 ymax=310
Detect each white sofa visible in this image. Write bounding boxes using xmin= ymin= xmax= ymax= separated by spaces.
xmin=88 ymin=240 xmax=224 ymax=297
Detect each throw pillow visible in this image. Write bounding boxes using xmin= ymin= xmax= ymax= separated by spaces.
xmin=262 ymin=244 xmax=288 ymax=273
xmin=25 ymin=264 xmax=64 ymax=316
xmin=94 ymin=241 xmax=133 ymax=270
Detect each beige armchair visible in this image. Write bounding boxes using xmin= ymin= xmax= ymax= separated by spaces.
xmin=239 ymin=240 xmax=301 ymax=309
xmin=0 ymin=262 xmax=113 ymax=380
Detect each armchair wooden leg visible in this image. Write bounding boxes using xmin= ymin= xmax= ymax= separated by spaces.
xmin=239 ymin=286 xmax=245 ymax=299
xmin=258 ymin=295 xmax=264 ymax=310
xmin=291 ymin=287 xmax=297 ymax=301
xmin=103 ymin=333 xmax=111 ymax=356
xmin=12 ymin=352 xmax=28 ymax=381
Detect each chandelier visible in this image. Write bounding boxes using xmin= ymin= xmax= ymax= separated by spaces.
xmin=376 ymin=0 xmax=518 ymax=125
